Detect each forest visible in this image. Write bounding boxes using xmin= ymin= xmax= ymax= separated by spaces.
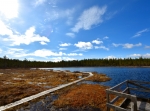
xmin=0 ymin=56 xmax=150 ymax=68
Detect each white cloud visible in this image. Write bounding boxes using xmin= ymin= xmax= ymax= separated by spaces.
xmin=67 ymin=53 xmax=82 ymax=56
xmin=0 ymin=48 xmax=2 ymax=53
xmin=95 ymin=46 xmax=109 ymax=51
xmin=59 ymin=48 xmax=67 ymax=50
xmin=123 ymin=43 xmax=142 ymax=49
xmin=92 ymin=39 xmax=103 ymax=44
xmin=50 ymin=57 xmax=76 ymax=62
xmin=31 ymin=49 xmax=63 ymax=57
xmin=0 ymin=0 xmax=19 ymax=19
xmin=27 ymin=58 xmax=35 ymax=61
xmin=35 ymin=0 xmax=46 ymax=6
xmin=40 ymin=41 xmax=47 ymax=45
xmin=145 ymin=46 xmax=150 ymax=49
xmin=5 ymin=48 xmax=27 ymax=58
xmin=3 ymin=26 xmax=50 ymax=46
xmin=112 ymin=43 xmax=142 ymax=49
xmin=103 ymin=36 xmax=109 ymax=39
xmin=143 ymin=53 xmax=150 ymax=58
xmin=59 ymin=43 xmax=71 ymax=47
xmin=66 ymin=33 xmax=75 ymax=38
xmin=132 ymin=29 xmax=149 ymax=38
xmin=105 ymin=56 xmax=116 ymax=59
xmin=74 ymin=41 xmax=93 ymax=50
xmin=129 ymin=53 xmax=150 ymax=58
xmin=0 ymin=20 xmax=13 ymax=35
xmin=6 ymin=48 xmax=83 ymax=58
xmin=72 ymin=6 xmax=107 ymax=32
xmin=129 ymin=54 xmax=141 ymax=58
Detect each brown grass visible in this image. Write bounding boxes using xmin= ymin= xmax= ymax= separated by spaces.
xmin=54 ymin=84 xmax=109 ymax=110
xmin=86 ymin=72 xmax=111 ymax=82
xmin=0 ymin=69 xmax=85 ymax=106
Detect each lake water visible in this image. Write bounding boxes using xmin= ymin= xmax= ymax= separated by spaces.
xmin=17 ymin=67 xmax=150 ymax=110
xmin=42 ymin=67 xmax=150 ymax=87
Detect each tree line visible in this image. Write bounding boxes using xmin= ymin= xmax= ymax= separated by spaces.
xmin=0 ymin=56 xmax=150 ymax=68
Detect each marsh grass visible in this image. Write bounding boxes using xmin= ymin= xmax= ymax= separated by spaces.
xmin=0 ymin=69 xmax=84 ymax=106
xmin=86 ymin=72 xmax=111 ymax=82
xmin=54 ymin=84 xmax=109 ymax=110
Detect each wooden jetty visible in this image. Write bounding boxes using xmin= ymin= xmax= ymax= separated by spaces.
xmin=106 ymin=80 xmax=150 ymax=111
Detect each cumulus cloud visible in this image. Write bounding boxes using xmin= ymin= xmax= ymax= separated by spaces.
xmin=132 ymin=29 xmax=149 ymax=38
xmin=66 ymin=32 xmax=75 ymax=38
xmin=129 ymin=53 xmax=150 ymax=58
xmin=95 ymin=46 xmax=109 ymax=51
xmin=92 ymin=39 xmax=103 ymax=44
xmin=74 ymin=41 xmax=93 ymax=50
xmin=0 ymin=0 xmax=19 ymax=19
xmin=72 ymin=6 xmax=107 ymax=32
xmin=59 ymin=43 xmax=71 ymax=47
xmin=0 ymin=20 xmax=13 ymax=36
xmin=3 ymin=26 xmax=50 ymax=46
xmin=31 ymin=49 xmax=64 ymax=57
xmin=112 ymin=43 xmax=142 ymax=49
xmin=40 ymin=41 xmax=47 ymax=45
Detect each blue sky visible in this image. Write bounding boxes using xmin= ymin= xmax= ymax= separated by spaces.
xmin=0 ymin=0 xmax=150 ymax=62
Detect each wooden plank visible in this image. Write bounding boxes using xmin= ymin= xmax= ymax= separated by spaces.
xmin=107 ymin=103 xmax=128 ymax=111
xmin=110 ymin=87 xmax=129 ymax=104
xmin=129 ymin=87 xmax=150 ymax=93
xmin=128 ymin=80 xmax=150 ymax=84
xmin=128 ymin=81 xmax=150 ymax=90
xmin=106 ymin=89 xmax=136 ymax=100
xmin=110 ymin=80 xmax=128 ymax=90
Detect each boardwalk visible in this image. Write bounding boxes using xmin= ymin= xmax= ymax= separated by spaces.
xmin=106 ymin=80 xmax=150 ymax=111
xmin=0 ymin=72 xmax=93 ymax=111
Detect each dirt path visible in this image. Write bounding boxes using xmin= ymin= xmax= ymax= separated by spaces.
xmin=0 ymin=72 xmax=93 ymax=111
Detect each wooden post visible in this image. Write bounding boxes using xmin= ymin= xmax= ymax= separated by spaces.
xmin=133 ymin=97 xmax=137 ymax=111
xmin=126 ymin=80 xmax=130 ymax=94
xmin=106 ymin=90 xmax=110 ymax=111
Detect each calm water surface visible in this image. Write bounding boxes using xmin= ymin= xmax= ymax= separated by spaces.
xmin=42 ymin=67 xmax=150 ymax=87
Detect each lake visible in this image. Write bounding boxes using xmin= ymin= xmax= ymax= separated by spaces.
xmin=16 ymin=67 xmax=150 ymax=110
xmin=41 ymin=67 xmax=150 ymax=87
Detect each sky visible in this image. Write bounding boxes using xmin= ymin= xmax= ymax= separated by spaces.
xmin=0 ymin=0 xmax=150 ymax=62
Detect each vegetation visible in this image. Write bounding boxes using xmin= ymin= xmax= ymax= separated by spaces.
xmin=0 ymin=56 xmax=150 ymax=68
xmin=0 ymin=69 xmax=84 ymax=106
xmin=86 ymin=72 xmax=111 ymax=82
xmin=54 ymin=84 xmax=108 ymax=110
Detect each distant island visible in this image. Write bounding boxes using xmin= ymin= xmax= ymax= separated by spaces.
xmin=0 ymin=56 xmax=150 ymax=68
